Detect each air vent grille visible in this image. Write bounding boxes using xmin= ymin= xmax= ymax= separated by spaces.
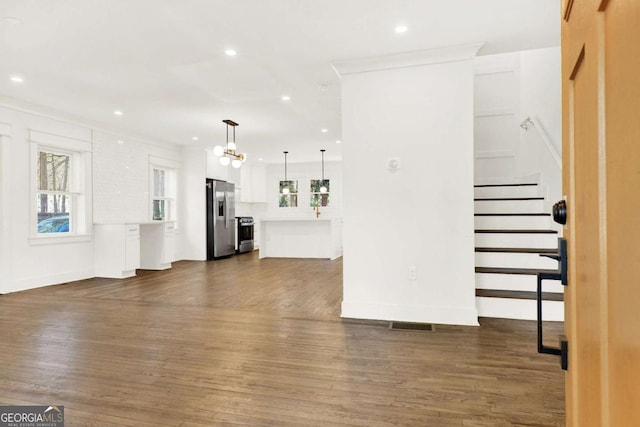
xmin=388 ymin=322 xmax=435 ymax=331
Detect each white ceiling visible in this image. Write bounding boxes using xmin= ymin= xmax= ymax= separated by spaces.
xmin=0 ymin=0 xmax=560 ymax=164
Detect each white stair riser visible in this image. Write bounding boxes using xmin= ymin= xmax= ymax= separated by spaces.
xmin=475 ymin=252 xmax=559 ymax=269
xmin=474 ymin=185 xmax=540 ymax=198
xmin=475 ymin=199 xmax=545 ymax=213
xmin=475 ymin=233 xmax=558 ymax=249
xmin=475 ymin=215 xmax=551 ymax=230
xmin=476 ymin=297 xmax=564 ymax=321
xmin=475 ymin=273 xmax=565 ymax=293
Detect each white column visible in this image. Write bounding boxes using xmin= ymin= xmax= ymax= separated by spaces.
xmin=334 ymin=43 xmax=482 ymax=326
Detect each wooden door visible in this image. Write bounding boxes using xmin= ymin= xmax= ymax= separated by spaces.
xmin=562 ymin=0 xmax=640 ymax=425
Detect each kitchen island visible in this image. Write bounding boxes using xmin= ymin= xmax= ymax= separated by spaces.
xmin=258 ymin=218 xmax=342 ymax=260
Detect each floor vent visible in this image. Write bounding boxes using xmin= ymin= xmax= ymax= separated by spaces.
xmin=388 ymin=322 xmax=435 ymax=331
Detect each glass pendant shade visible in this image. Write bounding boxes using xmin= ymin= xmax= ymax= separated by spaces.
xmin=219 ymin=156 xmax=231 ymax=166
xmin=319 ymin=149 xmax=327 ymax=194
xmin=227 ymin=141 xmax=237 ymax=151
xmin=282 ymin=151 xmax=289 ymax=194
xmin=231 ymin=159 xmax=242 ymax=168
xmin=213 ymin=145 xmax=225 ymax=156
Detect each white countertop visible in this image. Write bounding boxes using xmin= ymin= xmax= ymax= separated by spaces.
xmin=258 ymin=217 xmax=340 ymax=222
xmin=94 ymin=221 xmax=176 ymax=225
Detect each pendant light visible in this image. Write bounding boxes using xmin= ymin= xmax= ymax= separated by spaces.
xmin=319 ymin=149 xmax=327 ymax=193
xmin=282 ymin=151 xmax=290 ymax=194
xmin=213 ymin=119 xmax=247 ymax=168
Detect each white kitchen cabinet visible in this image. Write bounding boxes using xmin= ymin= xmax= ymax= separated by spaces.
xmin=236 ymin=164 xmax=267 ymax=203
xmin=206 ymin=149 xmax=229 ymax=181
xmin=228 ymin=166 xmax=241 ymax=188
xmin=253 ymin=220 xmax=261 ymax=249
xmin=250 ymin=164 xmax=267 ymax=203
xmin=239 ymin=166 xmax=252 ymax=202
xmin=124 ymin=226 xmax=141 ymax=271
xmin=140 ymin=222 xmax=175 ymax=270
xmin=163 ymin=222 xmax=176 ymax=263
xmin=95 ymin=224 xmax=140 ymax=278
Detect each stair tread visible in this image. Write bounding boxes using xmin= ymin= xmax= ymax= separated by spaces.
xmin=474 ymin=183 xmax=538 ymax=188
xmin=475 ymin=267 xmax=559 ymax=275
xmin=474 ymin=197 xmax=544 ymax=201
xmin=474 ymin=213 xmax=551 ymax=216
xmin=475 ymin=247 xmax=559 ymax=254
xmin=475 ymin=229 xmax=558 ymax=234
xmin=476 ymin=289 xmax=564 ymax=302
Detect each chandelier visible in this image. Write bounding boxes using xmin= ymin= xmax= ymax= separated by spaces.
xmin=213 ymin=119 xmax=246 ymax=168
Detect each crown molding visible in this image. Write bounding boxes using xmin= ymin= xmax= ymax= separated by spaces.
xmin=332 ymin=42 xmax=485 ymax=77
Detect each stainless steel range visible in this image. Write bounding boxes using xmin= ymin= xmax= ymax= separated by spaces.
xmin=236 ymin=217 xmax=254 ymax=253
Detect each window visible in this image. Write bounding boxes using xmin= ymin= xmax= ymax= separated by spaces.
xmin=30 ymin=130 xmax=91 ymax=243
xmin=279 ymin=180 xmax=298 ymax=207
xmin=151 ymin=166 xmax=176 ymax=221
xmin=310 ymin=179 xmax=330 ymax=207
xmin=36 ymin=150 xmax=74 ymax=234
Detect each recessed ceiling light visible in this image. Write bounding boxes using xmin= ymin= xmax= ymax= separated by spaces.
xmin=395 ymin=25 xmax=408 ymax=34
xmin=192 ymin=136 xmax=199 ymax=141
xmin=258 ymin=158 xmax=263 ymax=161
xmin=281 ymin=95 xmax=291 ymax=101
xmin=321 ymin=128 xmax=328 ymax=133
xmin=113 ymin=110 xmax=123 ymax=116
xmin=336 ymin=140 xmax=342 ymax=144
xmin=225 ymin=49 xmax=237 ymax=56
xmin=117 ymin=139 xmax=124 ymax=145
xmin=10 ymin=75 xmax=23 ymax=83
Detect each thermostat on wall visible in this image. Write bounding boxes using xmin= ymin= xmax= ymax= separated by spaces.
xmin=387 ymin=157 xmax=401 ymax=172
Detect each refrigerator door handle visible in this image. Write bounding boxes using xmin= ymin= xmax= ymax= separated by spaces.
xmin=223 ymin=191 xmax=229 ymax=229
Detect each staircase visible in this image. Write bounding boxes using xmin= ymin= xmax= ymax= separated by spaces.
xmin=474 ymin=182 xmax=564 ymax=321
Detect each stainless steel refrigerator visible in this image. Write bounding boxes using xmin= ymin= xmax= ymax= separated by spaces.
xmin=206 ymin=179 xmax=236 ymax=259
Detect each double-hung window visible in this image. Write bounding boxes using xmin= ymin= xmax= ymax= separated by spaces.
xmin=36 ymin=150 xmax=74 ymax=233
xmin=30 ymin=130 xmax=91 ymax=242
xmin=150 ymin=158 xmax=178 ymax=221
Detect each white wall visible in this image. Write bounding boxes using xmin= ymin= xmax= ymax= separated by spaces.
xmin=180 ymin=146 xmax=207 ymax=261
xmin=336 ymin=46 xmax=479 ymax=326
xmin=251 ymin=161 xmax=343 ymax=220
xmin=474 ymin=47 xmax=561 ymax=184
xmin=474 ymin=52 xmax=520 ymax=181
xmin=0 ymin=124 xmax=11 ymax=290
xmin=520 ymin=47 xmax=561 ymax=153
xmin=93 ymin=131 xmax=180 ymax=224
xmin=0 ymin=105 xmax=182 ymax=293
xmin=0 ymin=106 xmax=94 ymax=293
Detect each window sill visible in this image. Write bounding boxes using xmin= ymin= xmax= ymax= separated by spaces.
xmin=29 ymin=234 xmax=93 ymax=246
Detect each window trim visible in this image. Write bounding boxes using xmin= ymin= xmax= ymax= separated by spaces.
xmin=149 ymin=156 xmax=179 ymax=223
xmin=309 ymin=178 xmax=330 ymax=208
xmin=29 ymin=130 xmax=92 ymax=245
xmin=278 ymin=179 xmax=299 ymax=208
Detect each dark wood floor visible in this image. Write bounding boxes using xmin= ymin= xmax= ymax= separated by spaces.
xmin=0 ymin=252 xmax=565 ymax=426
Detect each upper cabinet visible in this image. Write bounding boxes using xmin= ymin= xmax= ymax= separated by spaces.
xmin=236 ymin=164 xmax=267 ymax=203
xmin=205 ymin=149 xmax=229 ymax=182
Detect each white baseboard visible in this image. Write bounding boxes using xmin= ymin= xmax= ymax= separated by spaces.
xmin=341 ymin=300 xmax=479 ymax=326
xmin=4 ymin=268 xmax=95 ymax=294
